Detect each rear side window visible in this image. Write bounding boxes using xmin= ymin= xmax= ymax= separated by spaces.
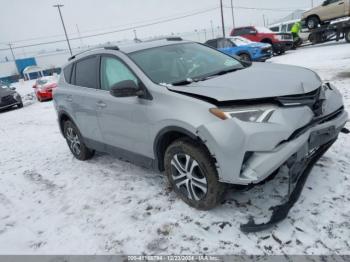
xmin=74 ymin=56 xmax=98 ymax=88
xmin=232 ymin=28 xmax=253 ymax=36
xmin=63 ymin=64 xmax=73 ymax=83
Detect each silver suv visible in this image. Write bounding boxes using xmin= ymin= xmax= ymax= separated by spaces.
xmin=53 ymin=39 xmax=348 ymax=230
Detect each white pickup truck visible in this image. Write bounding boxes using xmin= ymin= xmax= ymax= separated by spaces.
xmin=302 ymin=0 xmax=350 ymax=29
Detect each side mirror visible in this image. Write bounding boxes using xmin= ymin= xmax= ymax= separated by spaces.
xmin=322 ymin=0 xmax=329 ymax=6
xmin=110 ymin=80 xmax=144 ymax=98
xmin=32 ymin=85 xmax=36 ymax=89
xmin=10 ymin=87 xmax=16 ymax=90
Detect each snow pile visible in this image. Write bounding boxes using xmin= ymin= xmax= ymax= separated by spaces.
xmin=0 ymin=41 xmax=349 ymax=255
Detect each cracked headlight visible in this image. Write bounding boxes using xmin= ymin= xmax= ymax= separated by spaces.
xmin=210 ymin=105 xmax=276 ymax=122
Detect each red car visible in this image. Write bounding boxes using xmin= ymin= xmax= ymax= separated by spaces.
xmin=231 ymin=26 xmax=293 ymax=55
xmin=33 ymin=76 xmax=58 ymax=102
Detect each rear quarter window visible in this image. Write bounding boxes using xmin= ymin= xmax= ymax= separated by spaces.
xmin=63 ymin=64 xmax=73 ymax=83
xmin=74 ymin=56 xmax=99 ymax=89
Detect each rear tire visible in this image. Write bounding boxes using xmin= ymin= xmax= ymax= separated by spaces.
xmin=63 ymin=120 xmax=95 ymax=161
xmin=307 ymin=16 xmax=320 ymax=30
xmin=164 ymin=138 xmax=226 ymax=210
xmin=345 ymin=29 xmax=350 ymax=43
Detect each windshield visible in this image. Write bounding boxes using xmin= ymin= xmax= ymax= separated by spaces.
xmin=129 ymin=43 xmax=243 ymax=85
xmin=230 ymin=37 xmax=253 ymax=46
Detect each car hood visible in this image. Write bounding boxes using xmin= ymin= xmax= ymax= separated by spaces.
xmin=167 ymin=63 xmax=322 ymax=102
xmin=245 ymin=42 xmax=270 ymax=49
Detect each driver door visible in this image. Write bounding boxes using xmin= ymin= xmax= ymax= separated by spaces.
xmin=96 ymin=55 xmax=152 ymax=157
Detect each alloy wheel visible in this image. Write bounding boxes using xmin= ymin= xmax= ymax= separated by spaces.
xmin=170 ymin=154 xmax=208 ymax=201
xmin=66 ymin=127 xmax=81 ymax=155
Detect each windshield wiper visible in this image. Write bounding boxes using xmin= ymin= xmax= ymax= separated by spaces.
xmin=171 ymin=78 xmax=194 ymax=86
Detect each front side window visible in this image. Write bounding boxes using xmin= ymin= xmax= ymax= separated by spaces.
xmin=75 ymin=56 xmax=98 ymax=89
xmin=129 ymin=43 xmax=243 ymax=85
xmin=100 ymin=57 xmax=138 ymax=91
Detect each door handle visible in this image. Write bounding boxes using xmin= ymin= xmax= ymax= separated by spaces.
xmin=96 ymin=101 xmax=107 ymax=108
xmin=65 ymin=95 xmax=73 ymax=102
xmin=338 ymin=2 xmax=344 ymax=4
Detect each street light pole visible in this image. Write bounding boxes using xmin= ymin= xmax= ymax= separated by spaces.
xmin=220 ymin=0 xmax=225 ymax=37
xmin=53 ymin=4 xmax=73 ymax=56
xmin=230 ymin=0 xmax=235 ymax=29
xmin=210 ymin=20 xmax=215 ymax=38
xmin=311 ymin=0 xmax=314 ymax=7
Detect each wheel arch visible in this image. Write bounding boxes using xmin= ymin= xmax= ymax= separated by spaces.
xmin=261 ymin=38 xmax=273 ymax=44
xmin=153 ymin=126 xmax=208 ymax=172
xmin=237 ymin=51 xmax=252 ymax=60
xmin=57 ymin=110 xmax=76 ymax=135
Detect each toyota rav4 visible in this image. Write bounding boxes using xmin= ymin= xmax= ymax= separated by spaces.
xmin=53 ymin=39 xmax=348 ymax=231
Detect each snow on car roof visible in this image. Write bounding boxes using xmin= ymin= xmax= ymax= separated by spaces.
xmin=255 ymin=27 xmax=274 ymax=33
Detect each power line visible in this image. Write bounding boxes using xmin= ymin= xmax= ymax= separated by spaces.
xmin=4 ymin=6 xmax=218 ymax=45
xmin=0 ymin=7 xmax=219 ymax=51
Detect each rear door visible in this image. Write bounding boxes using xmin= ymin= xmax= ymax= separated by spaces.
xmin=70 ymin=55 xmax=103 ymax=143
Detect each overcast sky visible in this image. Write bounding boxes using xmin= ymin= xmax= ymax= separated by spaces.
xmin=0 ymin=0 xmax=324 ymax=57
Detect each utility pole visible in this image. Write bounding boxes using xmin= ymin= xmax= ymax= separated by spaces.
xmin=220 ymin=0 xmax=225 ymax=37
xmin=230 ymin=0 xmax=235 ymax=29
xmin=203 ymin=29 xmax=207 ymax=41
xmin=76 ymin=24 xmax=84 ymax=48
xmin=8 ymin=43 xmax=19 ymax=75
xmin=133 ymin=29 xmax=138 ymax=40
xmin=53 ymin=4 xmax=73 ymax=56
xmin=311 ymin=0 xmax=314 ymax=7
xmin=210 ymin=20 xmax=215 ymax=38
xmin=263 ymin=14 xmax=266 ymax=27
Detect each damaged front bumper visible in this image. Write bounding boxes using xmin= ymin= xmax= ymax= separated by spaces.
xmin=197 ymin=89 xmax=348 ymax=232
xmin=240 ymin=125 xmax=347 ymax=232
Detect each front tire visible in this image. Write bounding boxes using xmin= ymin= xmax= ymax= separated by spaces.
xmin=63 ymin=120 xmax=95 ymax=160
xmin=307 ymin=16 xmax=320 ymax=30
xmin=164 ymin=138 xmax=226 ymax=210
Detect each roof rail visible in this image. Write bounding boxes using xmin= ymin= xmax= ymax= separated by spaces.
xmin=68 ymin=45 xmax=120 ymax=61
xmin=141 ymin=36 xmax=183 ymax=43
xmin=165 ymin=37 xmax=183 ymax=41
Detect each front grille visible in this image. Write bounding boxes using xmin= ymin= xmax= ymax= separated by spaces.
xmin=1 ymin=95 xmax=16 ymax=105
xmin=277 ymin=33 xmax=293 ymax=41
xmin=276 ymin=87 xmax=324 ymax=117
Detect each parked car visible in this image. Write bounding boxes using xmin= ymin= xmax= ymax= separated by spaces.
xmin=269 ymin=19 xmax=311 ymax=42
xmin=53 ymin=39 xmax=348 ymax=230
xmin=33 ymin=76 xmax=58 ymax=102
xmin=205 ymin=37 xmax=272 ymax=62
xmin=231 ymin=26 xmax=293 ymax=55
xmin=302 ymin=0 xmax=350 ymax=29
xmin=0 ymin=84 xmax=23 ymax=111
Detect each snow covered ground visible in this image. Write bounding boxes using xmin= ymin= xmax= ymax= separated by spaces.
xmin=0 ymin=41 xmax=349 ymax=255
